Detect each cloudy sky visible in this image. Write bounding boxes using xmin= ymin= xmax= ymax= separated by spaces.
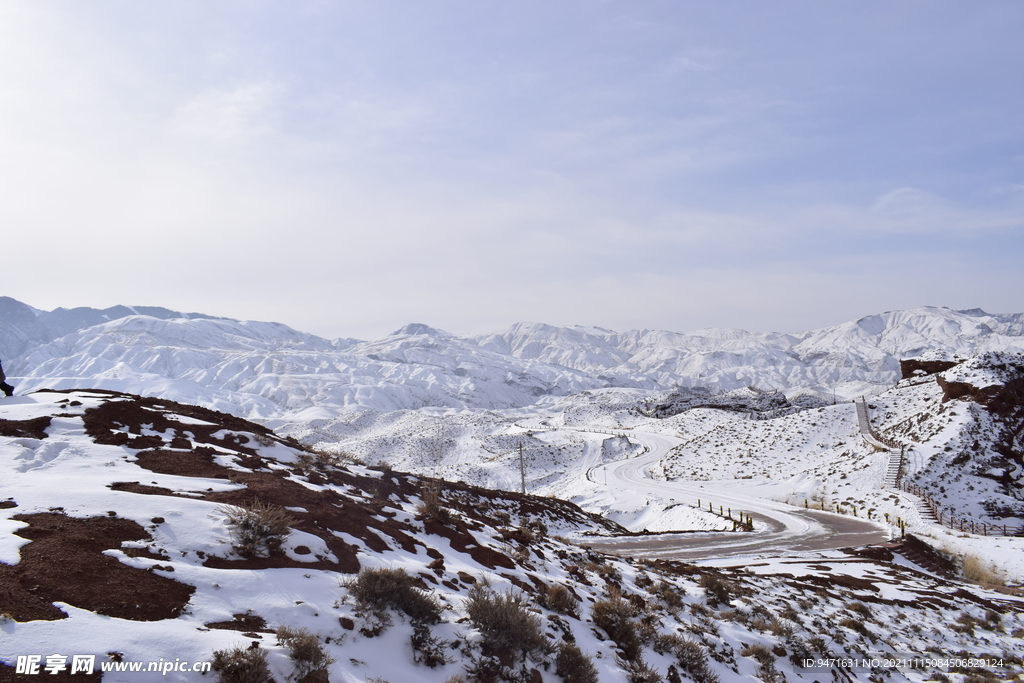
xmin=2 ymin=1 xmax=1022 ymax=340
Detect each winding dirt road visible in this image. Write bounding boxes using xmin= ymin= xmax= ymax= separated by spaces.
xmin=583 ymin=431 xmax=891 ymax=561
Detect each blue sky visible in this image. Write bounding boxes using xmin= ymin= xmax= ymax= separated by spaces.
xmin=1 ymin=1 xmax=1022 ymax=339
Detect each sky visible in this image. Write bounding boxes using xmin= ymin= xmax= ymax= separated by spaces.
xmin=1 ymin=1 xmax=1022 ymax=341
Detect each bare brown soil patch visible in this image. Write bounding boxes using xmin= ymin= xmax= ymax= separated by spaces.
xmin=74 ymin=390 xmax=282 ymax=455
xmin=205 ymin=612 xmax=273 ymax=633
xmin=109 ymin=481 xmax=179 ymax=496
xmin=0 ymin=416 xmax=51 ymax=439
xmin=134 ymin=448 xmax=233 ymax=479
xmin=41 ymin=389 xmax=622 ymax=578
xmin=423 ymin=517 xmax=514 ymax=570
xmin=0 ymin=513 xmax=194 ymax=622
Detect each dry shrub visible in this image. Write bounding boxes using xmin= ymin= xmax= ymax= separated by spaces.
xmin=768 ymin=618 xmax=794 ymax=638
xmin=211 ymin=645 xmax=274 ymax=683
xmin=417 ymin=480 xmax=446 ymax=520
xmin=718 ymin=608 xmax=747 ymax=624
xmin=619 ymin=656 xmax=663 ymax=683
xmin=786 ymin=637 xmax=815 ymax=669
xmin=983 ymin=609 xmax=1002 ymax=632
xmin=750 ymin=617 xmax=771 ymax=632
xmin=740 ymin=644 xmax=780 ymax=683
xmin=951 ymin=611 xmax=977 ymax=635
xmin=591 ymin=595 xmax=641 ymax=661
xmin=838 ymin=618 xmax=871 ymax=637
xmin=314 ymin=448 xmax=360 ymax=468
xmin=688 ymin=602 xmax=710 ymax=617
xmin=655 ymin=635 xmax=719 ymax=683
xmin=555 ymin=642 xmax=599 ymax=683
xmin=346 ymin=566 xmax=441 ymax=630
xmin=650 ymin=580 xmax=686 ymax=613
xmin=220 ymin=499 xmax=295 ymax=558
xmin=961 ymin=553 xmax=1004 ymax=585
xmin=740 ymin=643 xmax=773 ymax=665
xmin=297 ymin=449 xmax=358 ymax=472
xmin=411 ymin=622 xmax=449 ymax=668
xmin=636 ymin=613 xmax=663 ymax=643
xmin=465 ymin=584 xmax=549 ymax=661
xmin=544 ymin=583 xmax=580 ymax=617
xmin=845 ymin=601 xmax=872 ymax=619
xmin=276 ymin=625 xmax=335 ymax=680
xmin=697 ymin=572 xmax=738 ymax=607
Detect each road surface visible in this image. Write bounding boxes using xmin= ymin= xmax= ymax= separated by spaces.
xmin=582 ymin=430 xmax=891 ymax=561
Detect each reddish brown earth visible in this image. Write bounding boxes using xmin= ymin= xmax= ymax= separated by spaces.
xmin=57 ymin=389 xmax=614 ymax=575
xmin=899 ymin=358 xmax=961 ymax=379
xmin=0 ymin=513 xmax=194 ymax=622
xmin=0 ymin=416 xmax=51 ymax=440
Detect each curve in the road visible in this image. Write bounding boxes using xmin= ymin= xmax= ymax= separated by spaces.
xmin=582 ymin=430 xmax=891 ymax=561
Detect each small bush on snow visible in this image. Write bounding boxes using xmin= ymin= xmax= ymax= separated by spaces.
xmin=591 ymin=594 xmax=641 ymax=661
xmin=554 ymin=642 xmax=598 ymax=683
xmin=345 ymin=566 xmax=441 ymax=631
xmin=650 ymin=579 xmax=686 ymax=613
xmin=211 ymin=645 xmax=273 ymax=683
xmin=619 ymin=655 xmax=663 ymax=683
xmin=220 ymin=499 xmax=295 ymax=558
xmin=464 ymin=583 xmax=550 ymax=660
xmin=276 ymin=625 xmax=335 ymax=680
xmin=696 ymin=572 xmax=740 ymax=607
xmin=542 ymin=583 xmax=580 ymax=617
xmin=741 ymin=644 xmax=781 ymax=683
xmin=655 ymin=634 xmax=719 ymax=683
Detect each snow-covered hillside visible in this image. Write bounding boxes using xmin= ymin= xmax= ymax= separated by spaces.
xmin=3 ymin=390 xmax=1022 ymax=683
xmin=5 ymin=300 xmax=1024 ymax=423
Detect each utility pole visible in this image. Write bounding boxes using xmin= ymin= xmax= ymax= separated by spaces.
xmin=518 ymin=443 xmax=526 ymax=495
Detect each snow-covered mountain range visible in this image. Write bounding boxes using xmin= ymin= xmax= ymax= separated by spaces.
xmin=3 ymin=297 xmax=1023 ymax=423
xmin=2 ymin=300 xmax=1024 ymax=682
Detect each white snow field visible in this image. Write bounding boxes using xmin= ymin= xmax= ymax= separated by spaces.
xmin=2 ymin=390 xmax=1023 ymax=683
xmin=1 ymin=301 xmax=1023 ymax=680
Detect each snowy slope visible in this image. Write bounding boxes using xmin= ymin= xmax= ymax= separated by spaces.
xmin=2 ymin=390 xmax=1023 ymax=683
xmin=9 ymin=316 xmax=607 ymax=420
xmin=869 ymin=351 xmax=1024 ymax=524
xmin=470 ymin=308 xmax=1024 ymax=395
xmin=5 ymin=302 xmax=1024 ymax=424
xmin=0 ymin=296 xmax=224 ymax=360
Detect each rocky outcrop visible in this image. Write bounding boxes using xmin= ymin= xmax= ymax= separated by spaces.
xmin=900 ymin=358 xmax=961 ymax=379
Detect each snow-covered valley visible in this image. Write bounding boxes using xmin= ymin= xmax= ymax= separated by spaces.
xmin=2 ymin=298 xmax=1024 ymax=682
xmin=2 ymin=390 xmax=1023 ymax=683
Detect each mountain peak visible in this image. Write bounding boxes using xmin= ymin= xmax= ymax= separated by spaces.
xmin=389 ymin=322 xmax=450 ymax=338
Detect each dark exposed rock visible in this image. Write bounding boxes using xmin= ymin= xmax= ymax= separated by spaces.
xmin=900 ymin=358 xmax=961 ymax=379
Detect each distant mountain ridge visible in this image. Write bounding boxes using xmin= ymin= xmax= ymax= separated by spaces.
xmin=2 ymin=297 xmax=1023 ymax=421
xmin=0 ymin=296 xmax=225 ymax=359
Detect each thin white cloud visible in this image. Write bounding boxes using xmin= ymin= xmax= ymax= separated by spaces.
xmin=171 ymin=82 xmax=284 ymax=139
